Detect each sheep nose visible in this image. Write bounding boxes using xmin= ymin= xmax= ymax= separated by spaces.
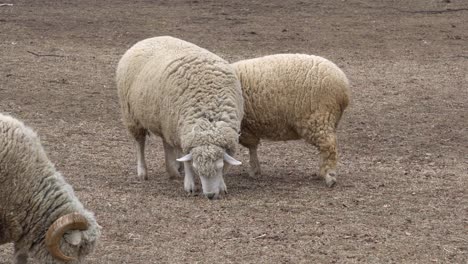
xmin=205 ymin=193 xmax=216 ymax=200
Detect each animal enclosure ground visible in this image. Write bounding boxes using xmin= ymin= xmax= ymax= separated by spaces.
xmin=0 ymin=0 xmax=467 ymax=263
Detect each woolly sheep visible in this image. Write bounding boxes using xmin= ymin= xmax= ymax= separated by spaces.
xmin=0 ymin=113 xmax=101 ymax=264
xmin=116 ymin=36 xmax=244 ymax=199
xmin=232 ymin=54 xmax=350 ymax=187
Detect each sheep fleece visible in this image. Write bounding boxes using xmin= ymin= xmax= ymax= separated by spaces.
xmin=116 ymin=36 xmax=243 ymax=153
xmin=233 ymin=54 xmax=350 ymax=143
xmin=0 ymin=113 xmax=99 ymax=262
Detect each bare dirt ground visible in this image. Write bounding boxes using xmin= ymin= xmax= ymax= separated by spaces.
xmin=1 ymin=0 xmax=467 ymax=263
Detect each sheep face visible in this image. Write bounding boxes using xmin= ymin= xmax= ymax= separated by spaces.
xmin=191 ymin=145 xmax=226 ymax=199
xmin=32 ymin=213 xmax=101 ymax=263
xmin=61 ymin=231 xmax=98 ymax=263
xmin=178 ymin=145 xmax=241 ymax=199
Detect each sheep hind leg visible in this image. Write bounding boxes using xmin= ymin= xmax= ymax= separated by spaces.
xmin=315 ymin=132 xmax=339 ymax=187
xmin=129 ymin=126 xmax=148 ymax=180
xmin=163 ymin=141 xmax=181 ymax=179
xmin=300 ymin=121 xmax=339 ymax=187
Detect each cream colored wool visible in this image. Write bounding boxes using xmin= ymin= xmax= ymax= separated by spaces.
xmin=116 ymin=36 xmax=243 ymax=198
xmin=232 ymin=54 xmax=350 ymax=187
xmin=0 ymin=113 xmax=100 ymax=264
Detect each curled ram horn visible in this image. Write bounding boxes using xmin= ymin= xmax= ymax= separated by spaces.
xmin=45 ymin=212 xmax=89 ymax=262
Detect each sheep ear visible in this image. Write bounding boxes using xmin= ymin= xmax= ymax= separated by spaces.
xmin=176 ymin=153 xmax=193 ymax=162
xmin=64 ymin=231 xmax=82 ymax=246
xmin=224 ymin=153 xmax=242 ymax=166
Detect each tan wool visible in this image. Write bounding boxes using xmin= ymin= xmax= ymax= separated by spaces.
xmin=232 ymin=54 xmax=350 ymax=187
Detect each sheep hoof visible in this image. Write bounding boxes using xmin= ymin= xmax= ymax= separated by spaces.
xmin=248 ymin=169 xmax=261 ymax=177
xmin=325 ymin=172 xmax=337 ymax=188
xmin=137 ymin=166 xmax=148 ymax=180
xmin=137 ymin=173 xmax=148 ymax=181
xmin=184 ymin=185 xmax=197 ymax=195
xmin=186 ymin=191 xmax=197 ymax=197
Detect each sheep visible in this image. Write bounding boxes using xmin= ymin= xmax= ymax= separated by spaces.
xmin=116 ymin=36 xmax=244 ymax=199
xmin=0 ymin=113 xmax=101 ymax=264
xmin=232 ymin=54 xmax=350 ymax=187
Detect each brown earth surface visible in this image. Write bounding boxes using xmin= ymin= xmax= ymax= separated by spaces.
xmin=1 ymin=0 xmax=467 ymax=263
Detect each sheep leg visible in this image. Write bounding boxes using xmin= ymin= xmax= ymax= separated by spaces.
xmin=128 ymin=126 xmax=148 ymax=180
xmin=174 ymin=147 xmax=183 ymax=173
xmin=239 ymin=131 xmax=261 ymax=176
xmin=183 ymin=161 xmax=197 ymax=194
xmin=14 ymin=246 xmax=28 ymax=264
xmin=300 ymin=117 xmax=339 ymax=187
xmin=248 ymin=146 xmax=261 ymax=177
xmin=15 ymin=253 xmax=28 ymax=264
xmin=135 ymin=135 xmax=148 ymax=180
xmin=316 ymin=132 xmax=338 ymax=187
xmin=163 ymin=141 xmax=181 ymax=179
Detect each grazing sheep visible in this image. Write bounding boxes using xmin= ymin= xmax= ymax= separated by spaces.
xmin=232 ymin=54 xmax=350 ymax=187
xmin=0 ymin=113 xmax=101 ymax=264
xmin=116 ymin=36 xmax=243 ymax=199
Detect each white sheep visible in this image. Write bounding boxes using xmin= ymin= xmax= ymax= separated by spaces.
xmin=232 ymin=54 xmax=350 ymax=187
xmin=0 ymin=113 xmax=101 ymax=264
xmin=116 ymin=36 xmax=243 ymax=199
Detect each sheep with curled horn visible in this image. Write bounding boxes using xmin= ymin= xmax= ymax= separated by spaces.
xmin=0 ymin=113 xmax=101 ymax=263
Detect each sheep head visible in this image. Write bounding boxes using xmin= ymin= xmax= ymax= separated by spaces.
xmin=177 ymin=145 xmax=241 ymax=199
xmin=45 ymin=212 xmax=98 ymax=262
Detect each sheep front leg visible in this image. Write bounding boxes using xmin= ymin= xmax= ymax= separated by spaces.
xmin=14 ymin=246 xmax=28 ymax=264
xmin=239 ymin=131 xmax=261 ymax=177
xmin=183 ymin=162 xmax=197 ymax=194
xmin=248 ymin=146 xmax=261 ymax=177
xmin=128 ymin=125 xmax=148 ymax=180
xmin=163 ymin=141 xmax=181 ymax=179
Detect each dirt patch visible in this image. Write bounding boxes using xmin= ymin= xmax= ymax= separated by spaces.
xmin=1 ymin=0 xmax=467 ymax=263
